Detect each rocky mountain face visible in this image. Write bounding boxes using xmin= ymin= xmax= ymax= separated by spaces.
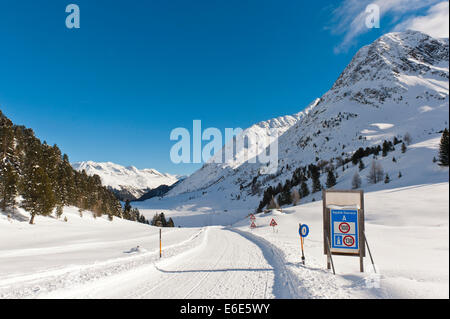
xmin=324 ymin=30 xmax=449 ymax=105
xmin=143 ymin=30 xmax=449 ymax=210
xmin=72 ymin=161 xmax=179 ymax=201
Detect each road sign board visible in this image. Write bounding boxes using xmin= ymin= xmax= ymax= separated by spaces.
xmin=299 ymin=224 xmax=309 ymax=238
xmin=250 ymin=221 xmax=257 ymax=229
xmin=330 ymin=209 xmax=359 ymax=253
xmin=270 ymin=219 xmax=277 ymax=227
xmin=250 ymin=214 xmax=256 ymax=221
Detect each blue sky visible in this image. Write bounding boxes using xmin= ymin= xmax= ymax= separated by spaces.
xmin=0 ymin=0 xmax=447 ymax=175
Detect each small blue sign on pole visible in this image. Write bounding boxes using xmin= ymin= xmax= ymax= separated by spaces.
xmin=299 ymin=224 xmax=309 ymax=238
xmin=330 ymin=209 xmax=359 ymax=253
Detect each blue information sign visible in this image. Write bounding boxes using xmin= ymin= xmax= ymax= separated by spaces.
xmin=330 ymin=209 xmax=359 ymax=252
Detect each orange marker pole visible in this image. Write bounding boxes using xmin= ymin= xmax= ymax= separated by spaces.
xmin=299 ymin=223 xmax=305 ymax=265
xmin=159 ymin=228 xmax=162 ymax=258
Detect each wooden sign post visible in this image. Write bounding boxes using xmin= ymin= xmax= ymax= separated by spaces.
xmin=322 ymin=189 xmax=366 ymax=273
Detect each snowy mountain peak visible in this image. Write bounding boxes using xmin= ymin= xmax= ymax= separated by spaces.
xmin=72 ymin=161 xmax=179 ymax=201
xmin=324 ymin=30 xmax=449 ymax=105
xmin=167 ymin=99 xmax=321 ymax=196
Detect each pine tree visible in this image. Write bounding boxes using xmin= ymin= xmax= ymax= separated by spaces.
xmin=280 ymin=187 xmax=292 ymax=206
xmin=310 ymin=165 xmax=322 ymax=193
xmin=326 ymin=170 xmax=336 ymax=189
xmin=393 ymin=136 xmax=401 ymax=145
xmin=22 ymin=166 xmax=56 ymax=224
xmin=151 ymin=213 xmax=160 ymax=226
xmin=382 ymin=141 xmax=389 ymax=157
xmin=439 ymin=128 xmax=449 ymax=166
xmin=159 ymin=212 xmax=168 ymax=227
xmin=300 ymin=181 xmax=310 ymax=198
xmin=358 ymin=159 xmax=365 ymax=171
xmin=384 ymin=173 xmax=390 ymax=184
xmin=123 ymin=199 xmax=132 ymax=220
xmin=401 ymin=143 xmax=407 ymax=153
xmin=0 ymin=163 xmax=18 ymax=212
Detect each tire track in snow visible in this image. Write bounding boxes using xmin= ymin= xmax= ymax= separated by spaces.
xmin=227 ymin=228 xmax=312 ymax=299
xmin=182 ymin=229 xmax=231 ymax=299
xmin=124 ymin=227 xmax=274 ymax=299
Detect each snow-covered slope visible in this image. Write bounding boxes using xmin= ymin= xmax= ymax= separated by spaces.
xmin=1 ymin=183 xmax=447 ymax=298
xmin=72 ymin=161 xmax=179 ymax=201
xmin=143 ymin=30 xmax=448 ymax=215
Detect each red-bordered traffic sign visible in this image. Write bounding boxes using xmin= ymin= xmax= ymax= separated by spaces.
xmin=250 ymin=221 xmax=257 ymax=229
xmin=343 ymin=235 xmax=355 ymax=247
xmin=270 ymin=219 xmax=277 ymax=227
xmin=250 ymin=214 xmax=256 ymax=221
xmin=339 ymin=222 xmax=351 ymax=234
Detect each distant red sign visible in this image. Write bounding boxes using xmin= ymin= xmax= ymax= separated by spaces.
xmin=250 ymin=221 xmax=257 ymax=229
xmin=270 ymin=219 xmax=277 ymax=227
xmin=250 ymin=214 xmax=256 ymax=221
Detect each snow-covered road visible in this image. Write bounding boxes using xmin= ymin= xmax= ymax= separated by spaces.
xmin=39 ymin=227 xmax=304 ymax=299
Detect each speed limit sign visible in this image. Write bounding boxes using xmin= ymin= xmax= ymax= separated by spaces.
xmin=339 ymin=222 xmax=350 ymax=233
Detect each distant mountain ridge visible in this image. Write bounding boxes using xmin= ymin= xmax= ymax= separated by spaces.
xmin=72 ymin=161 xmax=180 ymax=201
xmin=168 ymin=99 xmax=321 ymax=197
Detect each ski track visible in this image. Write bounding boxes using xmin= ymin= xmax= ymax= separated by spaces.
xmin=228 ymin=228 xmax=312 ymax=299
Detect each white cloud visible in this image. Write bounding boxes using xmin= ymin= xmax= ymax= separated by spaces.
xmin=393 ymin=1 xmax=449 ymax=38
xmin=329 ymin=0 xmax=444 ymax=53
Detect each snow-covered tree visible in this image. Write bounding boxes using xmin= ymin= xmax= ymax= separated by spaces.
xmin=367 ymin=160 xmax=384 ymax=184
xmin=352 ymin=172 xmax=362 ymax=189
xmin=291 ymin=189 xmax=300 ymax=206
xmin=404 ymin=132 xmax=412 ymax=145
